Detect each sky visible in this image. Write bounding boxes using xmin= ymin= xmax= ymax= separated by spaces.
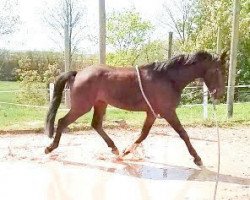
xmin=1 ymin=0 xmax=171 ymax=53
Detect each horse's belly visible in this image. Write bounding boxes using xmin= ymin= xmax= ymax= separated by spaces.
xmin=108 ymin=100 xmax=146 ymax=111
xmin=98 ymin=90 xmax=147 ymax=111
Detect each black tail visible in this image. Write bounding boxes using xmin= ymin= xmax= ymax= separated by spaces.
xmin=45 ymin=71 xmax=77 ymax=138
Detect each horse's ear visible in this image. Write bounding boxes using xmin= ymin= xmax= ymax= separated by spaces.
xmin=220 ymin=49 xmax=229 ymax=64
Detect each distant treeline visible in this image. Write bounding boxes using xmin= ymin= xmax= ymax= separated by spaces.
xmin=0 ymin=50 xmax=98 ymax=81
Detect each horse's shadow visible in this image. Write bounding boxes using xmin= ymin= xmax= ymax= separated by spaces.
xmin=53 ymin=157 xmax=250 ymax=186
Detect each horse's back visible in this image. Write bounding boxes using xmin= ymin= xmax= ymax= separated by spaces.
xmin=69 ymin=65 xmax=179 ymax=112
xmin=70 ymin=65 xmax=147 ymax=111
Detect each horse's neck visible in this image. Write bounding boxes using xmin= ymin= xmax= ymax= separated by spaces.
xmin=171 ymin=64 xmax=204 ymax=90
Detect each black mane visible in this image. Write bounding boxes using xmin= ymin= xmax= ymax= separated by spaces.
xmin=149 ymin=51 xmax=213 ymax=72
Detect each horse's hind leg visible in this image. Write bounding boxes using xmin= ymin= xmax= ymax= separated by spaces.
xmin=91 ymin=101 xmax=119 ymax=155
xmin=45 ymin=109 xmax=83 ymax=154
xmin=123 ymin=112 xmax=155 ymax=156
xmin=163 ymin=110 xmax=203 ymax=166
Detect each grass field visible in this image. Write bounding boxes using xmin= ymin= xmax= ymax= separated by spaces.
xmin=0 ymin=81 xmax=250 ymax=132
xmin=0 ymin=81 xmax=19 ymax=103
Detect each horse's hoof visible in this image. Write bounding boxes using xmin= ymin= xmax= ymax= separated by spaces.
xmin=194 ymin=158 xmax=203 ymax=167
xmin=45 ymin=147 xmax=52 ymax=154
xmin=122 ymin=144 xmax=139 ymax=157
xmin=116 ymin=155 xmax=124 ymax=162
xmin=111 ymin=148 xmax=120 ymax=156
xmin=122 ymin=149 xmax=130 ymax=157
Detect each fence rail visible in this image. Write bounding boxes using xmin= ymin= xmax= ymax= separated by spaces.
xmin=1 ymin=84 xmax=250 ymax=119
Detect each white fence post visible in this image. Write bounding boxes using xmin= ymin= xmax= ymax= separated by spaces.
xmin=49 ymin=83 xmax=54 ymax=103
xmin=203 ymin=83 xmax=208 ymax=119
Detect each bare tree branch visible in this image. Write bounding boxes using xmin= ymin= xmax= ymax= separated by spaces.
xmin=43 ymin=0 xmax=86 ymax=62
xmin=160 ymin=0 xmax=193 ymax=44
xmin=0 ymin=0 xmax=20 ymax=35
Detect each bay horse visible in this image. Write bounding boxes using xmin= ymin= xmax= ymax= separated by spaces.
xmin=45 ymin=51 xmax=227 ymax=166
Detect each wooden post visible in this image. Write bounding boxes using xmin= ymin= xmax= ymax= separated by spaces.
xmin=227 ymin=0 xmax=240 ymax=118
xmin=64 ymin=0 xmax=71 ymax=108
xmin=64 ymin=22 xmax=70 ymax=72
xmin=64 ymin=0 xmax=71 ymax=72
xmin=203 ymin=84 xmax=208 ymax=119
xmin=216 ymin=27 xmax=222 ymax=54
xmin=99 ymin=0 xmax=106 ymax=120
xmin=49 ymin=83 xmax=54 ymax=103
xmin=168 ymin=32 xmax=173 ymax=59
xmin=203 ymin=27 xmax=222 ymax=119
xmin=99 ymin=0 xmax=106 ymax=64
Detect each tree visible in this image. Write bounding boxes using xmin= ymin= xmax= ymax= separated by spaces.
xmin=182 ymin=0 xmax=250 ymax=85
xmin=139 ymin=40 xmax=166 ymax=64
xmin=107 ymin=8 xmax=153 ymax=66
xmin=0 ymin=0 xmax=20 ymax=80
xmin=0 ymin=0 xmax=19 ymax=35
xmin=43 ymin=0 xmax=86 ymax=71
xmin=0 ymin=50 xmax=19 ymax=81
xmin=16 ymin=51 xmax=63 ymax=105
xmin=184 ymin=0 xmax=232 ymax=52
xmin=169 ymin=0 xmax=249 ymax=107
xmin=236 ymin=0 xmax=250 ymax=85
xmin=160 ymin=0 xmax=194 ymax=45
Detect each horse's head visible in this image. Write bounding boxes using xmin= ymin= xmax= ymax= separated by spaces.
xmin=203 ymin=51 xmax=227 ymax=100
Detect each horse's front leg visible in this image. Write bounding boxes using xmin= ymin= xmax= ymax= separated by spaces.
xmin=123 ymin=112 xmax=155 ymax=156
xmin=162 ymin=109 xmax=203 ymax=166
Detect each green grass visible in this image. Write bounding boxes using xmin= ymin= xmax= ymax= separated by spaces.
xmin=0 ymin=81 xmax=250 ymax=132
xmin=177 ymin=103 xmax=250 ymax=126
xmin=0 ymin=81 xmax=19 ymax=90
xmin=0 ymin=81 xmax=19 ymax=103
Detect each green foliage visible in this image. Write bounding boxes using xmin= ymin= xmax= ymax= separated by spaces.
xmin=178 ymin=0 xmax=231 ymax=52
xmin=173 ymin=0 xmax=250 ymax=85
xmin=17 ymin=56 xmax=47 ymax=105
xmin=107 ymin=8 xmax=153 ymax=66
xmin=181 ymin=87 xmax=204 ymax=104
xmin=138 ymin=40 xmax=166 ymax=64
xmin=237 ymin=1 xmax=250 ymax=85
xmin=107 ymin=51 xmax=130 ymax=67
xmin=238 ymin=38 xmax=250 ymax=85
xmin=0 ymin=50 xmax=19 ymax=81
xmin=107 ymin=50 xmax=138 ymax=66
xmin=0 ymin=50 xmax=97 ymax=105
xmin=43 ymin=63 xmax=62 ymax=84
xmin=15 ymin=51 xmax=65 ymax=105
xmin=107 ymin=40 xmax=166 ymax=67
xmin=107 ymin=8 xmax=153 ymax=50
xmin=72 ymin=54 xmax=98 ymax=70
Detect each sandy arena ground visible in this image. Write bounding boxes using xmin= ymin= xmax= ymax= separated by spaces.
xmin=0 ymin=126 xmax=249 ymax=200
